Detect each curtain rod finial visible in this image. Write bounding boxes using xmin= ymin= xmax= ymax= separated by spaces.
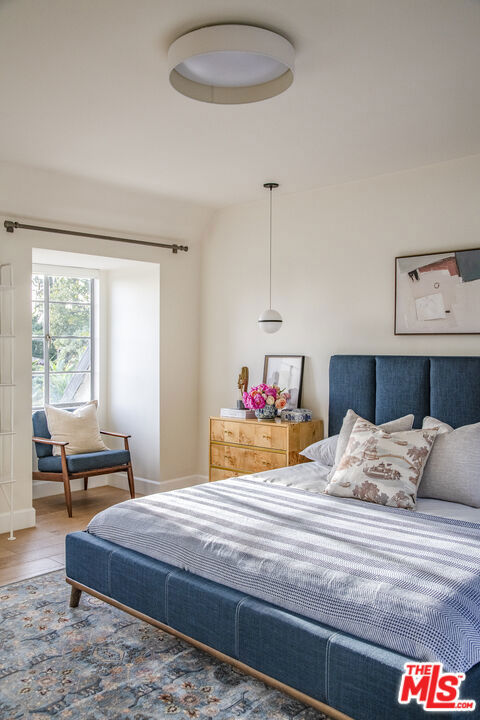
xmin=4 ymin=221 xmax=15 ymax=233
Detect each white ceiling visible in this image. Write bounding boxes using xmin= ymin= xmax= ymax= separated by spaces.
xmin=1 ymin=0 xmax=479 ymax=208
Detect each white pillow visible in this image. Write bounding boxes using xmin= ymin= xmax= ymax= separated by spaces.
xmin=45 ymin=402 xmax=108 ymax=456
xmin=300 ymin=435 xmax=338 ymax=466
xmin=418 ymin=417 xmax=480 ymax=507
xmin=328 ymin=409 xmax=415 ymax=480
xmin=422 ymin=416 xmax=453 ymax=435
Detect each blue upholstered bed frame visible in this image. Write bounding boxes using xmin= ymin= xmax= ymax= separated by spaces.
xmin=66 ymin=355 xmax=480 ymax=720
xmin=329 ymin=355 xmax=480 ymax=436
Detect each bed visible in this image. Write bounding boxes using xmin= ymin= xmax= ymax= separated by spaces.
xmin=65 ymin=355 xmax=480 ymax=720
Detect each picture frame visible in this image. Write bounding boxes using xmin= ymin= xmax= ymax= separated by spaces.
xmin=395 ymin=248 xmax=480 ymax=335
xmin=263 ymin=355 xmax=305 ymax=409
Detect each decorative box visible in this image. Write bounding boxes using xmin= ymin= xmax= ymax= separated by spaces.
xmin=280 ymin=408 xmax=313 ymax=423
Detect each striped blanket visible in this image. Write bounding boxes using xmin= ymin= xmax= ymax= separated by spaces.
xmin=87 ymin=476 xmax=480 ymax=671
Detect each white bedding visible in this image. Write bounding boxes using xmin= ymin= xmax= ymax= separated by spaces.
xmin=252 ymin=461 xmax=480 ymax=523
xmin=88 ymin=473 xmax=480 ymax=670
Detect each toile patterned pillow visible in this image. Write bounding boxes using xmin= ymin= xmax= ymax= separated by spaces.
xmin=324 ymin=417 xmax=438 ymax=510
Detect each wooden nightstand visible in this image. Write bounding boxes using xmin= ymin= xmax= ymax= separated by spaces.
xmin=209 ymin=416 xmax=324 ymax=481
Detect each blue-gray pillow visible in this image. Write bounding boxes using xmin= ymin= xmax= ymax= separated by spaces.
xmin=418 ymin=418 xmax=480 ymax=508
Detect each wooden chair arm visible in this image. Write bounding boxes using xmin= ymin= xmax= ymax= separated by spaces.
xmin=100 ymin=430 xmax=131 ymax=439
xmin=32 ymin=437 xmax=69 ymax=447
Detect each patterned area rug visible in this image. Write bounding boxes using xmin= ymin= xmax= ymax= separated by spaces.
xmin=0 ymin=571 xmax=330 ymax=719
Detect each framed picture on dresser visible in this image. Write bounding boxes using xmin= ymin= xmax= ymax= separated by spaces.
xmin=263 ymin=355 xmax=304 ymax=409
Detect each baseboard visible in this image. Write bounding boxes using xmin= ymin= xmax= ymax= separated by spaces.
xmin=108 ymin=473 xmax=207 ymax=495
xmin=31 ymin=472 xmax=207 ymax=501
xmin=0 ymin=507 xmax=36 ymax=535
xmin=32 ymin=476 xmax=109 ymax=499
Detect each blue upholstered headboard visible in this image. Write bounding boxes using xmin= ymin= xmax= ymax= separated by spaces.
xmin=328 ymin=355 xmax=480 ymax=436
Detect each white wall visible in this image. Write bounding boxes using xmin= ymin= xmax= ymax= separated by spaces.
xmin=0 ymin=161 xmax=212 ymax=241
xmin=0 ymin=162 xmax=212 ymax=531
xmin=105 ymin=263 xmax=160 ymax=481
xmin=3 ymin=152 xmax=480 ymax=528
xmin=198 ymin=153 xmax=480 ymax=475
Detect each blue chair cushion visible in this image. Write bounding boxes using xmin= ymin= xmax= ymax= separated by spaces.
xmin=38 ymin=449 xmax=130 ymax=474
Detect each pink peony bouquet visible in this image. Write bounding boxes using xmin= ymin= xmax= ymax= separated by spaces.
xmin=243 ymin=383 xmax=290 ymax=411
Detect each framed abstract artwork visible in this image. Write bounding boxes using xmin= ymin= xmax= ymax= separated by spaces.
xmin=395 ymin=248 xmax=480 ymax=335
xmin=263 ymin=355 xmax=304 ymax=409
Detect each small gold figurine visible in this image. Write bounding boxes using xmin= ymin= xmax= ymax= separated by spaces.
xmin=237 ymin=366 xmax=249 ymax=396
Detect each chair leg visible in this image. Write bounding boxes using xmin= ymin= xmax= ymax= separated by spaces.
xmin=60 ymin=447 xmax=73 ymax=517
xmin=126 ymin=464 xmax=135 ymax=499
xmin=83 ymin=477 xmax=88 ymax=491
xmin=63 ymin=477 xmax=73 ymax=517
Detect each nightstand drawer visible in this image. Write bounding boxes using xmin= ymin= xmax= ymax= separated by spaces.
xmin=210 ymin=443 xmax=286 ymax=473
xmin=209 ymin=467 xmax=249 ymax=482
xmin=210 ymin=419 xmax=287 ymax=450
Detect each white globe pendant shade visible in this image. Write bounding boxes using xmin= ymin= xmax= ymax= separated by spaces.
xmin=168 ymin=25 xmax=294 ymax=104
xmin=258 ymin=308 xmax=283 ymax=334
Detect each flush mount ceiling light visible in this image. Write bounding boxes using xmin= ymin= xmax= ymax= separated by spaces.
xmin=167 ymin=24 xmax=294 ymax=104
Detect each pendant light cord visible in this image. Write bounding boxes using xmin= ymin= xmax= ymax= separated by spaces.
xmin=269 ymin=187 xmax=273 ymax=310
xmin=263 ymin=181 xmax=279 ymax=312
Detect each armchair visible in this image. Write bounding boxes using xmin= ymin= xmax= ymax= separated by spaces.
xmin=32 ymin=410 xmax=135 ymax=517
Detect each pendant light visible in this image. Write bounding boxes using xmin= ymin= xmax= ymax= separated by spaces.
xmin=258 ymin=182 xmax=283 ymax=333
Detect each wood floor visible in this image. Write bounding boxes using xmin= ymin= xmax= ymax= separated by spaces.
xmin=0 ymin=486 xmax=134 ymax=586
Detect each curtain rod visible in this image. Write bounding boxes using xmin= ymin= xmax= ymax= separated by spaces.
xmin=3 ymin=220 xmax=188 ymax=253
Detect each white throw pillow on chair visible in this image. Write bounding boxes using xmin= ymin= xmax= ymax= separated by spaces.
xmin=45 ymin=401 xmax=108 ymax=456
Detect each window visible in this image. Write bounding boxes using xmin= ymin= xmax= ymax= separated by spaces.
xmin=32 ymin=271 xmax=95 ymax=407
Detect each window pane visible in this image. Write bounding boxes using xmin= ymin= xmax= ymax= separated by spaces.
xmin=49 ymin=276 xmax=91 ymax=303
xmin=32 ymin=375 xmax=44 ymax=406
xmin=49 ymin=373 xmax=91 ymax=404
xmin=32 ymin=302 xmax=44 ymax=336
xmin=32 ymin=275 xmax=44 ymax=301
xmin=32 ymin=339 xmax=44 ymax=372
xmin=49 ymin=338 xmax=90 ymax=373
xmin=49 ymin=303 xmax=90 ymax=337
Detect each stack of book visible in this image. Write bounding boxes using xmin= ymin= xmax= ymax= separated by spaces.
xmin=220 ymin=407 xmax=256 ymax=419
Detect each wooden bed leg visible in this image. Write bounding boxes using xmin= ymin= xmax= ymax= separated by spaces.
xmin=70 ymin=586 xmax=82 ymax=608
xmin=84 ymin=476 xmax=88 ymax=491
